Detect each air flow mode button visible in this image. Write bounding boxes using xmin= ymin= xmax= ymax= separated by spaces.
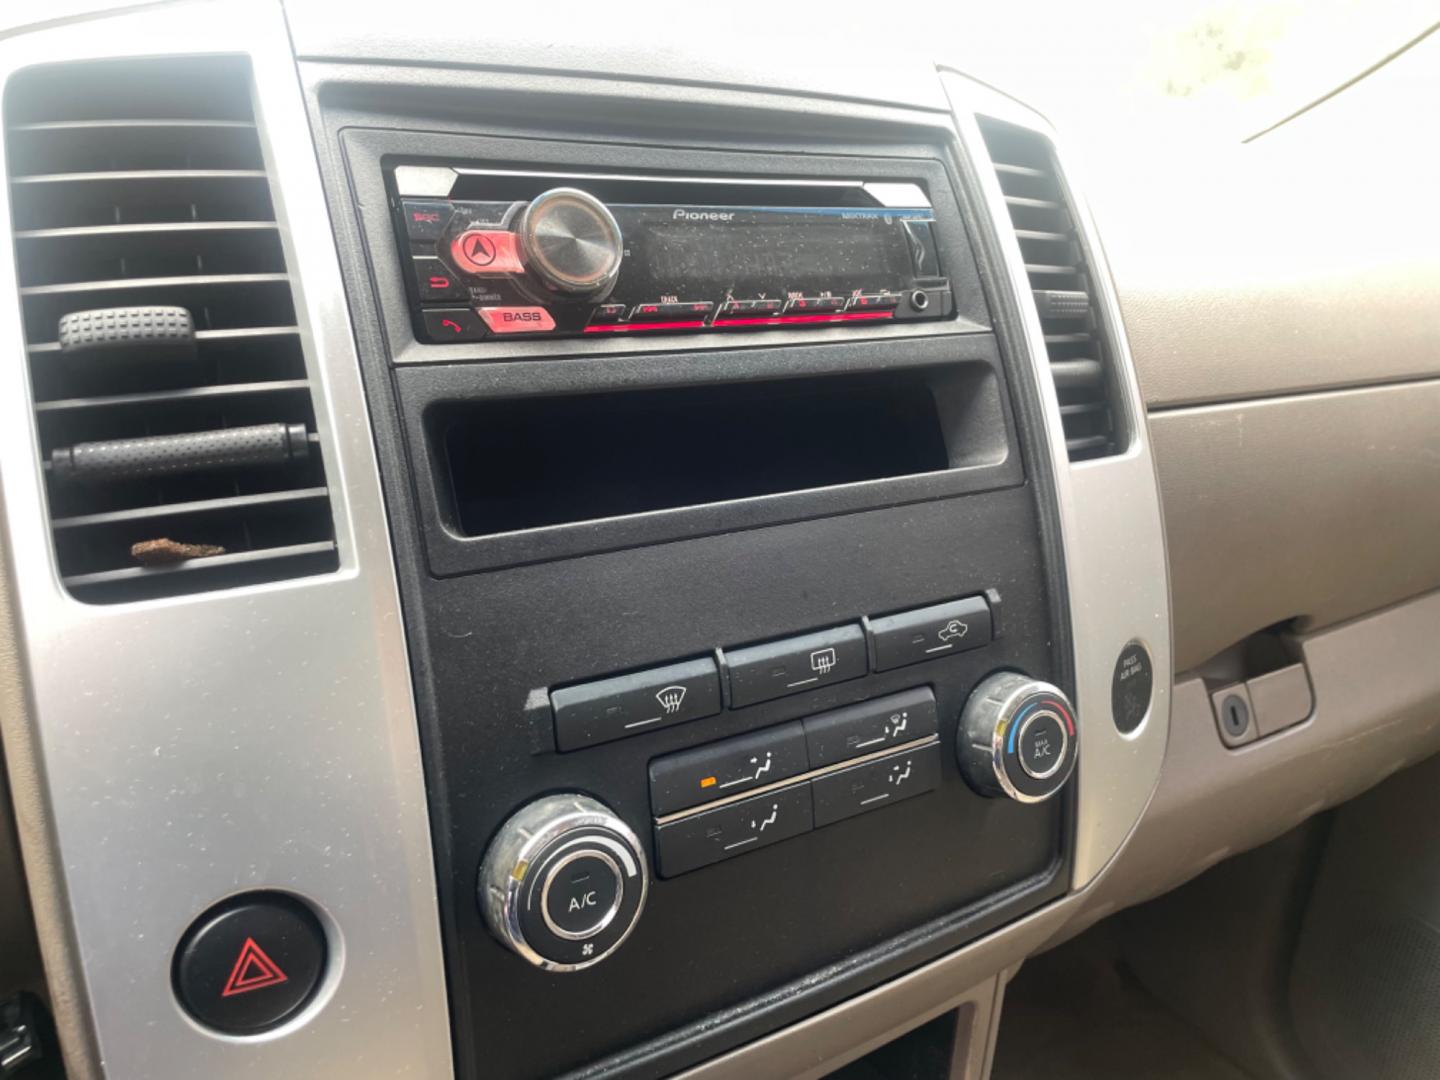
xmin=803 ymin=687 xmax=939 ymax=768
xmin=649 ymin=721 xmax=808 ymax=815
xmin=654 ymin=783 xmax=814 ymax=877
xmin=811 ymin=743 xmax=941 ymax=827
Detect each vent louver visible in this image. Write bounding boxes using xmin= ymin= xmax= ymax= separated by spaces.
xmin=978 ymin=118 xmax=1122 ymax=461
xmin=5 ymin=57 xmax=338 ymax=603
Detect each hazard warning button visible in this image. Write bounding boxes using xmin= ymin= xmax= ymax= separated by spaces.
xmin=173 ymin=892 xmax=327 ymax=1034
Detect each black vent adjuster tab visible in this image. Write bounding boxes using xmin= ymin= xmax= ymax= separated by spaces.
xmin=58 ymin=305 xmax=195 ymax=356
xmin=1032 ymin=289 xmax=1090 ymax=320
xmin=51 ymin=423 xmax=310 ymax=483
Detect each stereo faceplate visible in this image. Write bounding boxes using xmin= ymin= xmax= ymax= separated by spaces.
xmin=392 ymin=166 xmax=959 ymax=344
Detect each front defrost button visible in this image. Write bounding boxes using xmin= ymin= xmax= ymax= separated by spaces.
xmin=551 ymin=658 xmax=722 ymax=750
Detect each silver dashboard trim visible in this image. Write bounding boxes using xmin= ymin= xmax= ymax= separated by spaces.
xmin=0 ymin=3 xmax=452 ymax=1078
xmin=940 ymin=71 xmax=1173 ymax=888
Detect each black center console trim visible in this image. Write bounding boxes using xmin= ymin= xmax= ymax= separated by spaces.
xmin=400 ymin=334 xmax=1018 ymax=574
xmin=302 ymin=62 xmax=1077 ymax=1080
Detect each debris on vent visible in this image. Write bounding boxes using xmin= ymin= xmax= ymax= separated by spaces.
xmin=131 ymin=538 xmax=227 ymax=566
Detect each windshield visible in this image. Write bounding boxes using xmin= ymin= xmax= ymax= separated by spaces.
xmin=946 ymin=0 xmax=1438 ymax=143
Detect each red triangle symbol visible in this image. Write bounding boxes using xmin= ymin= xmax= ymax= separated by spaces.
xmin=220 ymin=937 xmax=289 ymax=998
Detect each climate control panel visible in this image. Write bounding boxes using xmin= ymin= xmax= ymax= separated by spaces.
xmin=478 ymin=665 xmax=1079 ymax=971
xmin=650 ymin=688 xmax=945 ymax=878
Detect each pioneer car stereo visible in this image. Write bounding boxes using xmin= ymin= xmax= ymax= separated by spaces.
xmin=390 ymin=165 xmax=955 ymax=343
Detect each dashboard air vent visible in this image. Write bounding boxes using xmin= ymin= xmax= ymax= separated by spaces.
xmin=978 ymin=117 xmax=1122 ymax=461
xmin=4 ymin=57 xmax=338 ymax=603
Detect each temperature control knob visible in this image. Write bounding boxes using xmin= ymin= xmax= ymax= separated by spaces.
xmin=478 ymin=794 xmax=648 ymax=972
xmin=515 ymin=188 xmax=623 ymax=299
xmin=957 ymin=672 xmax=1077 ymax=803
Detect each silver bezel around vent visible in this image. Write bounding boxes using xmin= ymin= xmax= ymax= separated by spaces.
xmin=0 ymin=5 xmax=451 ymax=1078
xmin=941 ymin=70 xmax=1173 ymax=891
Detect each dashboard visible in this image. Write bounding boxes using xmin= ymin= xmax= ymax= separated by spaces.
xmin=0 ymin=4 xmax=1436 ymax=1080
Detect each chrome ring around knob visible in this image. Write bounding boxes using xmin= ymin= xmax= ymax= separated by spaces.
xmin=479 ymin=793 xmax=648 ymax=973
xmin=957 ymin=672 xmax=1078 ymax=804
xmin=515 ymin=188 xmax=623 ymax=299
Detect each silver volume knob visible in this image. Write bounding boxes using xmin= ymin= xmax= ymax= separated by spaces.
xmin=515 ymin=188 xmax=623 ymax=299
xmin=478 ymin=793 xmax=648 ymax=972
xmin=957 ymin=672 xmax=1078 ymax=803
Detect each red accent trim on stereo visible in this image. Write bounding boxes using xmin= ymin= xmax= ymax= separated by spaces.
xmin=584 ymin=311 xmax=896 ymax=333
xmin=712 ymin=311 xmax=896 ymax=327
xmin=583 ymin=320 xmax=708 ymax=333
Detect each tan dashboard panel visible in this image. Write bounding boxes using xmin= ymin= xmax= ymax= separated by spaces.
xmin=1150 ymin=380 xmax=1440 ymax=672
xmin=1116 ymin=252 xmax=1440 ymax=409
xmin=1057 ymin=587 xmax=1440 ymax=948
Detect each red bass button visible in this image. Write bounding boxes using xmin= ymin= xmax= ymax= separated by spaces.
xmin=478 ymin=306 xmax=557 ymax=334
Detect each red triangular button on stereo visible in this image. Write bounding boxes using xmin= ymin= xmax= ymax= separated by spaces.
xmin=220 ymin=937 xmax=288 ymax=998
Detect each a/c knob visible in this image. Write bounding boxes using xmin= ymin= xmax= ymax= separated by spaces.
xmin=957 ymin=672 xmax=1078 ymax=803
xmin=478 ymin=793 xmax=648 ymax=972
